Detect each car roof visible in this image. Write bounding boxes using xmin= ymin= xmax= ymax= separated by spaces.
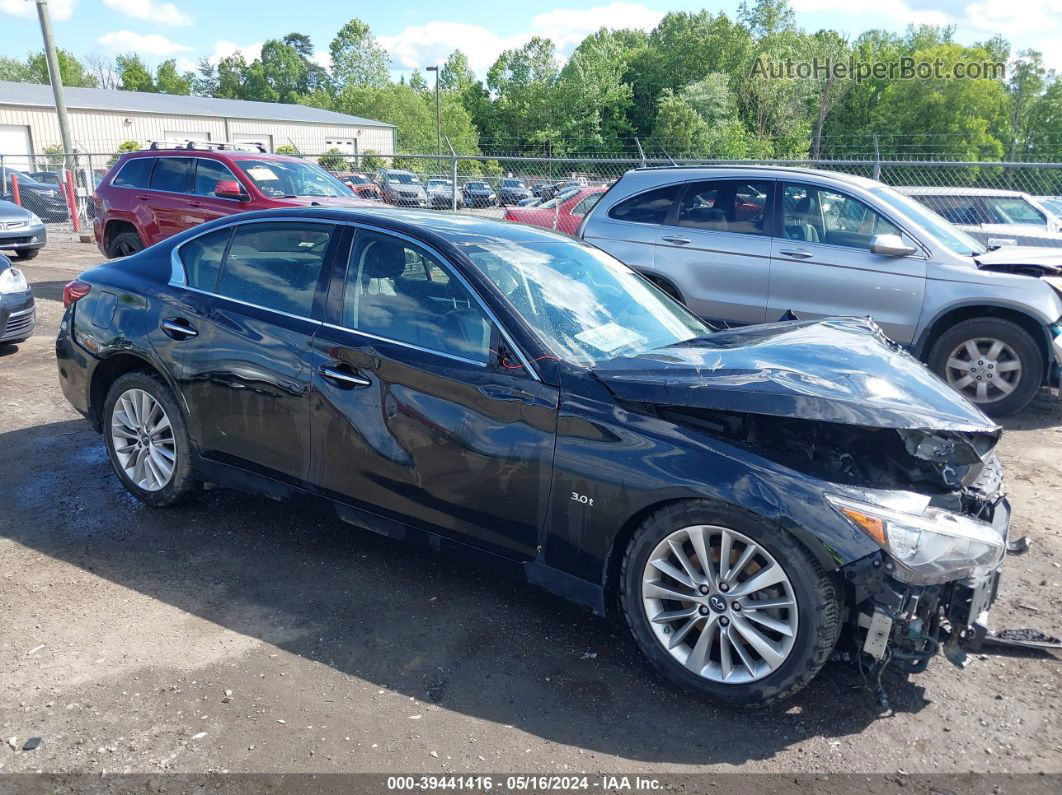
xmin=630 ymin=164 xmax=883 ymax=189
xmin=123 ymin=149 xmax=301 ymax=163
xmin=186 ymin=207 xmax=577 ymax=246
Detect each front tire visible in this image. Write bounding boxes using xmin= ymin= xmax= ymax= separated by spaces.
xmin=620 ymin=501 xmax=841 ymax=707
xmin=14 ymin=248 xmax=39 ymax=260
xmin=927 ymin=317 xmax=1042 ymax=416
xmin=106 ymin=231 xmax=144 ymax=259
xmin=103 ymin=371 xmax=198 ymax=507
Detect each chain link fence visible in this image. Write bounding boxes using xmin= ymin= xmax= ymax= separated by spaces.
xmin=3 ymin=146 xmax=1061 ymax=244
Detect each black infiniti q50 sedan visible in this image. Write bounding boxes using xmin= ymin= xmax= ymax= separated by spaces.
xmin=56 ymin=208 xmax=1013 ymax=706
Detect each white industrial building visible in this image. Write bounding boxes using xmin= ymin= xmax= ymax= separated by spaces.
xmin=0 ymin=80 xmax=395 ymax=168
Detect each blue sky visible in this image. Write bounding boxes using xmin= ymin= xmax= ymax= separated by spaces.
xmin=1 ymin=0 xmax=1059 ymax=78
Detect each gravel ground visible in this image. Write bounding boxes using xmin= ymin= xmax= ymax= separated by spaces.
xmin=1 ymin=245 xmax=1060 ymax=777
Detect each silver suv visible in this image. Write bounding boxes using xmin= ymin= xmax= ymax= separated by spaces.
xmin=578 ymin=166 xmax=1062 ymax=415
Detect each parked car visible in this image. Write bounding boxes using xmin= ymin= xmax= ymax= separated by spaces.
xmin=0 ymin=199 xmax=46 ymax=260
xmin=0 ymin=167 xmax=70 ymax=222
xmin=505 ymin=186 xmax=605 ymax=236
xmin=899 ymin=187 xmax=1062 ymax=249
xmin=426 ymin=178 xmax=462 ymax=209
xmin=376 ymin=169 xmax=428 ymax=207
xmin=57 ymin=207 xmax=1015 ymax=707
xmin=516 ymin=196 xmax=543 ymax=207
xmin=462 ymin=180 xmax=497 ymax=208
xmin=335 ymin=172 xmax=382 ymax=201
xmin=1034 ymin=196 xmax=1062 ymax=219
xmin=0 ymin=252 xmax=35 ymax=345
xmin=92 ymin=144 xmax=377 ymax=258
xmin=30 ymin=169 xmax=99 ymax=219
xmin=579 ymin=166 xmax=1062 ymax=416
xmin=497 ymin=178 xmax=532 ymax=206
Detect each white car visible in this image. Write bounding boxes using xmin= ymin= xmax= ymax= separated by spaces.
xmin=899 ymin=187 xmax=1062 ymax=248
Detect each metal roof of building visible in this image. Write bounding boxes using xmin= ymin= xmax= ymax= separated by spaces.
xmin=0 ymin=81 xmax=394 ymax=127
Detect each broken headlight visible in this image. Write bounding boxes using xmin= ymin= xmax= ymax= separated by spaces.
xmin=826 ymin=494 xmax=1004 ymax=585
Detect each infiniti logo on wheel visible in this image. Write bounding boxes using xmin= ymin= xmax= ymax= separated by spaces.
xmin=708 ymin=594 xmax=727 ymax=613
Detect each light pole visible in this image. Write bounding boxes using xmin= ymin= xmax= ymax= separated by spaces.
xmin=33 ymin=0 xmax=75 ymax=167
xmin=425 ymin=65 xmax=440 ymax=157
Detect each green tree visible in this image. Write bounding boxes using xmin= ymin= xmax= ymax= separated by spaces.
xmin=107 ymin=139 xmax=140 ymax=167
xmin=804 ymin=30 xmax=853 ymax=158
xmin=650 ymin=90 xmax=713 ymax=156
xmin=329 ymin=18 xmax=389 ymax=89
xmin=27 ymin=49 xmax=97 ymax=87
xmin=555 ymin=30 xmax=635 ymax=151
xmin=485 ymin=37 xmax=560 ymax=148
xmin=1006 ymin=50 xmax=1049 ymax=161
xmin=275 ymin=144 xmax=301 ymax=156
xmin=359 ymin=150 xmax=385 ymax=172
xmin=318 ymin=148 xmax=349 ymax=171
xmin=679 ymin=74 xmax=750 ymax=157
xmin=0 ymin=56 xmax=32 ymax=82
xmin=440 ymin=50 xmax=475 ymax=93
xmin=409 ymin=68 xmax=428 ymax=94
xmin=154 ymin=59 xmax=193 ymax=95
xmin=116 ymin=54 xmax=155 ymax=92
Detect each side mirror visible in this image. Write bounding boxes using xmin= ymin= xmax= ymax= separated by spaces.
xmin=215 ymin=180 xmax=247 ymax=200
xmin=869 ymin=233 xmax=917 ymax=257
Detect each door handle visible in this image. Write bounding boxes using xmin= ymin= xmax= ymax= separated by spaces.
xmin=186 ymin=200 xmax=203 ymax=207
xmin=661 ymin=235 xmax=691 ymax=245
xmin=136 ymin=194 xmax=149 ymax=200
xmin=320 ymin=364 xmax=371 ymax=389
xmin=779 ymin=248 xmax=813 ymax=259
xmin=161 ymin=318 xmax=198 ymax=339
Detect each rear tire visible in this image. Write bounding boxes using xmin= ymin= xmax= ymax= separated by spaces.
xmin=619 ymin=501 xmax=841 ymax=707
xmin=14 ymin=248 xmax=39 ymax=260
xmin=102 ymin=371 xmax=199 ymax=507
xmin=106 ymin=231 xmax=144 ymax=259
xmin=927 ymin=317 xmax=1042 ymax=417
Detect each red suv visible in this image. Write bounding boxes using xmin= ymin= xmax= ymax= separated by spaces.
xmin=93 ymin=145 xmax=376 ymax=258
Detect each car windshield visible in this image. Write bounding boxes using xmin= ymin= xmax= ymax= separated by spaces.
xmin=464 ymin=240 xmax=709 ymax=365
xmin=501 ymin=179 xmax=525 ymax=188
xmin=347 ymin=175 xmax=369 ymax=184
xmin=467 ymin=182 xmax=489 ymax=190
xmin=387 ymin=173 xmax=419 ymax=184
xmin=871 ymin=187 xmax=985 ymax=256
xmin=982 ymin=196 xmax=1045 ymax=226
xmin=237 ymin=159 xmax=349 ymax=198
xmin=428 ymin=180 xmax=452 ymax=188
xmin=539 ymin=188 xmax=580 ymax=209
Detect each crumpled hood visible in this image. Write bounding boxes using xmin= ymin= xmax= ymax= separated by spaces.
xmin=592 ymin=317 xmax=999 ymax=433
xmin=975 ymin=246 xmax=1062 ymax=273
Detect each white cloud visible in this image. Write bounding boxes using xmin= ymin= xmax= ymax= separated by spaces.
xmin=791 ymin=0 xmax=950 ymax=26
xmin=101 ymin=0 xmax=192 ymax=27
xmin=206 ymin=40 xmax=263 ymax=64
xmin=379 ymin=3 xmax=665 ymax=77
xmin=531 ymin=2 xmax=664 ymax=50
xmin=1 ymin=0 xmax=76 ymax=20
xmin=175 ymin=56 xmax=198 ymax=72
xmin=97 ymin=30 xmax=190 ymax=55
xmin=963 ymin=0 xmax=1062 ymax=34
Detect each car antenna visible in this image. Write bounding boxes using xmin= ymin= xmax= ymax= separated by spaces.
xmin=659 ymin=148 xmax=678 ymax=166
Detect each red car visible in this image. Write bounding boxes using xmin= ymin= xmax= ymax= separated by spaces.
xmin=503 ymin=187 xmax=605 ymax=236
xmin=336 ymin=172 xmax=382 ymax=201
xmin=93 ymin=145 xmax=377 ymax=258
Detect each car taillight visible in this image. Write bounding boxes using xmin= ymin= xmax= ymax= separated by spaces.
xmin=63 ymin=280 xmax=91 ymax=307
xmin=504 ymin=211 xmax=516 ymax=222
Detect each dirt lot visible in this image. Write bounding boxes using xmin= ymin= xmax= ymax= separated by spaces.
xmin=1 ymin=245 xmax=1060 ymax=777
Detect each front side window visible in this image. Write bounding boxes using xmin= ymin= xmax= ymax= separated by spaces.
xmin=179 ymin=227 xmax=232 ymax=291
xmin=783 ymin=183 xmax=901 ymax=249
xmin=236 ymin=159 xmax=349 ymax=198
xmin=915 ymin=194 xmax=988 ymax=226
xmin=608 ymin=184 xmax=681 ymax=225
xmin=193 ymin=159 xmax=241 ymax=198
xmin=150 ymin=158 xmax=194 ymax=193
xmin=215 ymin=222 xmax=334 ymax=316
xmin=342 ymin=232 xmax=493 ymax=364
xmin=465 ymin=240 xmax=708 ymax=365
xmin=676 ymin=180 xmax=770 ymax=235
xmin=113 ymin=158 xmax=156 ymax=189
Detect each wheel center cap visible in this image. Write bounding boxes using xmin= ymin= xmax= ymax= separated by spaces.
xmin=708 ymin=593 xmax=728 ymax=613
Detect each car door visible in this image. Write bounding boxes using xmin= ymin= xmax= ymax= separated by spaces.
xmin=768 ymin=182 xmax=926 ymax=345
xmin=309 ymin=227 xmax=558 ymax=560
xmin=183 ymin=158 xmax=247 ymax=225
xmin=653 ymin=179 xmax=774 ymax=326
xmin=155 ymin=219 xmax=339 ymax=483
xmin=145 ymin=156 xmax=195 ymax=241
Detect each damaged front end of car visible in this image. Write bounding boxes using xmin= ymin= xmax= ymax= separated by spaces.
xmin=594 ymin=317 xmax=1058 ymax=706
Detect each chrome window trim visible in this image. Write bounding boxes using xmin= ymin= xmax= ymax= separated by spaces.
xmin=168 ymin=215 xmax=542 ymax=381
xmin=113 ymin=155 xmax=246 ymax=201
xmin=321 ymin=322 xmax=489 ymax=369
xmin=180 ymin=284 xmax=323 ymax=325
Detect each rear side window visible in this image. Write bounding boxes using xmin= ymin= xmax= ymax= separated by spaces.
xmin=608 ymin=184 xmax=680 ymax=225
xmin=150 ymin=158 xmax=194 ymax=193
xmin=179 ymin=227 xmax=232 ymax=291
xmin=193 ymin=159 xmax=241 ymax=197
xmin=677 ymin=180 xmax=771 ymax=236
xmin=216 ymin=222 xmax=334 ymax=316
xmin=112 ymin=158 xmax=155 ymax=189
